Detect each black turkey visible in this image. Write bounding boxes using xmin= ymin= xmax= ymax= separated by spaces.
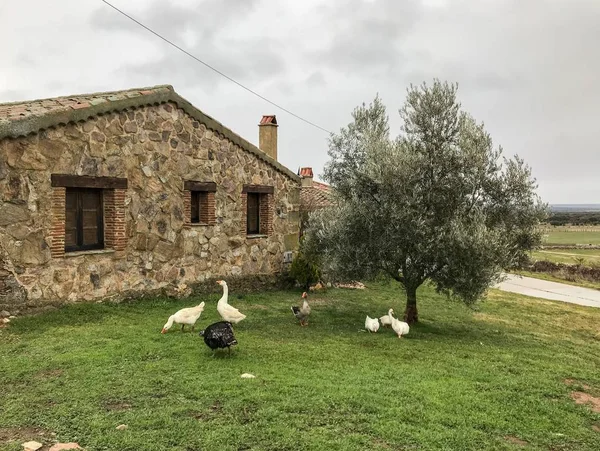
xmin=199 ymin=321 xmax=238 ymax=356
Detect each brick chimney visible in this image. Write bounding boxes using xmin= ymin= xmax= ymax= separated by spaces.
xmin=299 ymin=167 xmax=313 ymax=187
xmin=259 ymin=115 xmax=278 ymax=160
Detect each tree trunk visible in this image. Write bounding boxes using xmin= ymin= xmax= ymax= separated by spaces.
xmin=404 ymin=286 xmax=418 ymax=324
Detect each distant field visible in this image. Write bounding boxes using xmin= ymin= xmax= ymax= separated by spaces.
xmin=540 ymin=226 xmax=600 ymax=245
xmin=531 ymin=249 xmax=600 ymax=265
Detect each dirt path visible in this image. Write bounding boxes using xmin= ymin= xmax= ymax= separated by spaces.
xmin=538 ymin=250 xmax=600 ymax=258
xmin=495 ymin=274 xmax=600 ymax=308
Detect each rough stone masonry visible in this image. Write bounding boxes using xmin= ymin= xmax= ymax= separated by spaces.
xmin=0 ymin=86 xmax=301 ymax=312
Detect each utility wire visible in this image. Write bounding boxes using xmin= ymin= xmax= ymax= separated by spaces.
xmin=100 ymin=0 xmax=332 ymax=134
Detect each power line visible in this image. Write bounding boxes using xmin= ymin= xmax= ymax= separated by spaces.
xmin=99 ymin=0 xmax=332 ymax=134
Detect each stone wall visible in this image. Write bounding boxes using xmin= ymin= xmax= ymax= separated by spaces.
xmin=0 ymin=102 xmax=300 ymax=310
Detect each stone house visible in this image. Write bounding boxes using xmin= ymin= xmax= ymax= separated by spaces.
xmin=0 ymin=85 xmax=300 ymax=312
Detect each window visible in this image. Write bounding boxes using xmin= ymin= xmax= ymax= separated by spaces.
xmin=65 ymin=188 xmax=104 ymax=252
xmin=50 ymin=174 xmax=128 ymax=258
xmin=242 ymin=185 xmax=274 ymax=237
xmin=246 ymin=192 xmax=260 ymax=235
xmin=190 ymin=191 xmax=209 ymax=224
xmin=184 ymin=181 xmax=216 ymax=226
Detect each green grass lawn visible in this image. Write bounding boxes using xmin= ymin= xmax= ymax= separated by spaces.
xmin=2 ymin=283 xmax=600 ymax=450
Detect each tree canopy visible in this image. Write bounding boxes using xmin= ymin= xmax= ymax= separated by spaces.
xmin=305 ymin=80 xmax=547 ymax=324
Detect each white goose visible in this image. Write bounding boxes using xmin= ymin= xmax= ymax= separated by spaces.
xmin=365 ymin=315 xmax=380 ymax=333
xmin=161 ymin=301 xmax=205 ymax=334
xmin=216 ymin=280 xmax=247 ymax=324
xmin=379 ymin=308 xmax=394 ymax=327
xmin=390 ymin=309 xmax=410 ymax=338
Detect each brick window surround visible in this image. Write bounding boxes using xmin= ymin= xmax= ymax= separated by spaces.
xmin=241 ymin=185 xmax=274 ymax=237
xmin=50 ymin=174 xmax=128 ymax=258
xmin=183 ymin=181 xmax=216 ymax=227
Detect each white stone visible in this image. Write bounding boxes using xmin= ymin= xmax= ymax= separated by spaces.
xmin=2 ymin=318 xmax=10 ymax=324
xmin=141 ymin=166 xmax=153 ymax=177
xmin=240 ymin=373 xmax=256 ymax=379
xmin=116 ymin=424 xmax=128 ymax=431
xmin=22 ymin=441 xmax=43 ymax=451
xmin=48 ymin=443 xmax=82 ymax=451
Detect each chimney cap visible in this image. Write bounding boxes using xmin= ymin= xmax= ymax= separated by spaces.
xmin=298 ymin=167 xmax=313 ymax=178
xmin=259 ymin=115 xmax=277 ymax=126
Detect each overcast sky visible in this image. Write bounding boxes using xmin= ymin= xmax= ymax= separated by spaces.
xmin=1 ymin=0 xmax=598 ymax=204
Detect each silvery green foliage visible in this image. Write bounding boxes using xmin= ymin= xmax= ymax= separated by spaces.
xmin=306 ymin=81 xmax=547 ymax=309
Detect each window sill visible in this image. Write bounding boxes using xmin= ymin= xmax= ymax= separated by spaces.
xmin=64 ymin=249 xmax=116 ymax=258
xmin=246 ymin=234 xmax=268 ymax=240
xmin=189 ymin=222 xmax=213 ymax=227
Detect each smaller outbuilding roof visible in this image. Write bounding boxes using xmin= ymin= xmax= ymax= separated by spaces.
xmin=300 ymin=179 xmax=333 ymax=210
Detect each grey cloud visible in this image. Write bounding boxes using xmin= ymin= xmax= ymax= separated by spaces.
xmin=92 ymin=0 xmax=285 ymax=90
xmin=116 ymin=36 xmax=286 ymax=93
xmin=307 ymin=0 xmax=423 ymax=74
xmin=14 ymin=53 xmax=36 ymax=68
xmin=0 ymin=89 xmax=28 ymax=103
xmin=91 ymin=0 xmax=260 ymax=41
xmin=4 ymin=0 xmax=600 ymax=203
xmin=305 ymin=71 xmax=326 ymax=87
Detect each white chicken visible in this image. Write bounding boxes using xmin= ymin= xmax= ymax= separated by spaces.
xmin=161 ymin=301 xmax=205 ymax=333
xmin=216 ymin=280 xmax=247 ymax=324
xmin=365 ymin=315 xmax=380 ymax=333
xmin=379 ymin=308 xmax=394 ymax=327
xmin=390 ymin=309 xmax=410 ymax=338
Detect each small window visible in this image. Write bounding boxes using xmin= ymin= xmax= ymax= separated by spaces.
xmin=247 ymin=192 xmax=260 ymax=235
xmin=190 ymin=191 xmax=209 ymax=224
xmin=65 ymin=188 xmax=104 ymax=252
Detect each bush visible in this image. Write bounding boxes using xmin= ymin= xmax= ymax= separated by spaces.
xmin=289 ymin=248 xmax=321 ymax=290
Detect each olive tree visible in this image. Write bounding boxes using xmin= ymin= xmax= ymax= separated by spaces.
xmin=306 ymin=80 xmax=547 ymax=324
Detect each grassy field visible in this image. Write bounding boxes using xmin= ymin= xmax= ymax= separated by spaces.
xmin=531 ymin=249 xmax=600 ymax=265
xmin=525 ymin=249 xmax=600 ymax=289
xmin=541 ymin=227 xmax=600 ymax=246
xmin=1 ymin=283 xmax=600 ymax=450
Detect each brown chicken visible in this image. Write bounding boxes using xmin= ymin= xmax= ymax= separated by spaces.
xmin=291 ymin=292 xmax=311 ymax=326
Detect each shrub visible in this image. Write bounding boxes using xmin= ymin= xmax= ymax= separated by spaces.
xmin=289 ymin=248 xmax=321 ymax=290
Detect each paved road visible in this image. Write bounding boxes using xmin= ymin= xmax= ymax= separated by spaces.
xmin=494 ymin=274 xmax=600 ymax=308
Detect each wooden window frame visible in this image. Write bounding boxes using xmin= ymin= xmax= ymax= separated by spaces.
xmin=190 ymin=191 xmax=210 ymax=225
xmin=51 ymin=174 xmax=127 ymax=189
xmin=65 ymin=188 xmax=105 ymax=252
xmin=50 ymin=174 xmax=128 ymax=258
xmin=184 ymin=181 xmax=216 ymax=227
xmin=246 ymin=192 xmax=260 ymax=235
xmin=242 ymin=185 xmax=274 ymax=237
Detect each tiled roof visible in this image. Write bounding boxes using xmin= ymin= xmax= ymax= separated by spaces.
xmin=301 ymin=180 xmax=333 ymax=210
xmin=259 ymin=115 xmax=277 ymax=125
xmin=0 ymin=85 xmax=299 ymax=182
xmin=0 ymin=86 xmax=169 ymax=125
